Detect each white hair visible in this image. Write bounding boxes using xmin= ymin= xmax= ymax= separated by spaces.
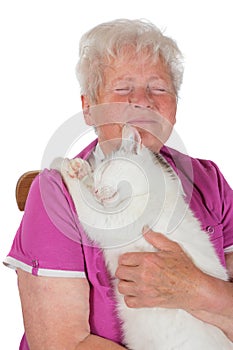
xmin=76 ymin=19 xmax=184 ymax=103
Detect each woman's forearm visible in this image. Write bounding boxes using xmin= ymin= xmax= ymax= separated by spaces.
xmin=77 ymin=334 xmax=126 ymax=349
xmin=189 ymin=274 xmax=233 ymax=341
xmin=190 ymin=309 xmax=233 ymax=341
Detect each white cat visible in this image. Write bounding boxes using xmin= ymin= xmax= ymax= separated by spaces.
xmin=53 ymin=125 xmax=233 ymax=350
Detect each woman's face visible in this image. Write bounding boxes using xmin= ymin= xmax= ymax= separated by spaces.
xmin=83 ymin=52 xmax=177 ymax=154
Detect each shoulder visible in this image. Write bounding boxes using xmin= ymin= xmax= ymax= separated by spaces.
xmin=161 ymin=146 xmax=233 ymax=219
xmin=27 ymin=168 xmax=84 ymax=240
xmin=24 ymin=168 xmax=77 ymax=221
xmin=160 ymin=146 xmax=228 ymax=186
xmin=5 ymin=168 xmax=86 ymax=277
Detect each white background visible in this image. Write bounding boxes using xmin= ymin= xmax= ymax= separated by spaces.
xmin=1 ymin=1 xmax=233 ymax=348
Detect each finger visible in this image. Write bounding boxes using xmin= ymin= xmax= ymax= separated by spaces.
xmin=143 ymin=228 xmax=181 ymax=252
xmin=124 ymin=295 xmax=156 ymax=309
xmin=115 ymin=265 xmax=138 ymax=282
xmin=118 ymin=252 xmax=142 ymax=266
xmin=118 ymin=280 xmax=137 ymax=296
xmin=124 ymin=295 xmax=139 ymax=308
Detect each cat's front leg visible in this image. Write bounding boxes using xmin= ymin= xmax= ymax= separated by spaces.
xmin=55 ymin=157 xmax=94 ymax=193
xmin=67 ymin=158 xmax=95 ymax=191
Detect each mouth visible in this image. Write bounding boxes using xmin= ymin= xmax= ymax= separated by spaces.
xmin=128 ymin=119 xmax=159 ymax=125
xmin=127 ymin=114 xmax=172 ymax=143
xmin=127 ymin=119 xmax=162 ymax=138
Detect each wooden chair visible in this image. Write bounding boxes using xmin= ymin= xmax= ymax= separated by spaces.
xmin=16 ymin=171 xmax=40 ymax=211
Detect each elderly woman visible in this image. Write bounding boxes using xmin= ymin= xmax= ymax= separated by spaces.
xmin=4 ymin=19 xmax=233 ymax=349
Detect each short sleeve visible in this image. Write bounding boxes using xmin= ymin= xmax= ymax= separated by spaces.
xmin=4 ymin=169 xmax=86 ymax=278
xmin=212 ymin=162 xmax=233 ymax=254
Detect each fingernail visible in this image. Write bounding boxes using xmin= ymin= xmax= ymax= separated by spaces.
xmin=142 ymin=225 xmax=150 ymax=234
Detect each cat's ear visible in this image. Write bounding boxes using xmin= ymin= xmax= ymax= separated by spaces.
xmin=121 ymin=124 xmax=142 ymax=154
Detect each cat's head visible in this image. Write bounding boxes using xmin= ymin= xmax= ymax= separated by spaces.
xmin=93 ymin=125 xmax=154 ymax=208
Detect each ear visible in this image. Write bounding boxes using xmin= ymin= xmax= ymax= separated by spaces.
xmin=81 ymin=95 xmax=93 ymax=125
xmin=121 ymin=124 xmax=142 ymax=154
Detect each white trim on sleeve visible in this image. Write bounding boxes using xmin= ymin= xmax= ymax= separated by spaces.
xmin=3 ymin=256 xmax=32 ymax=273
xmin=3 ymin=256 xmax=86 ymax=278
xmin=224 ymin=245 xmax=233 ymax=254
xmin=37 ymin=268 xmax=86 ymax=278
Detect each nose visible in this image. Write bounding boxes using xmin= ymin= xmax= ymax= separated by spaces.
xmin=128 ymin=87 xmax=154 ymax=109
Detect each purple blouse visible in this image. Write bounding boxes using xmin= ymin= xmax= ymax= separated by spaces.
xmin=4 ymin=141 xmax=233 ymax=349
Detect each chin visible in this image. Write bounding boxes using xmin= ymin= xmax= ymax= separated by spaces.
xmin=139 ymin=132 xmax=163 ymax=153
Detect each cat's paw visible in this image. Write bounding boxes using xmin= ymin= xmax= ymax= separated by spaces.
xmin=65 ymin=158 xmax=91 ymax=180
xmin=51 ymin=157 xmax=92 ymax=182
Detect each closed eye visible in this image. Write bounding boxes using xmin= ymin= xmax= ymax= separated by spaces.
xmin=114 ymin=87 xmax=132 ymax=95
xmin=148 ymin=79 xmax=172 ymax=95
xmin=149 ymin=86 xmax=167 ymax=95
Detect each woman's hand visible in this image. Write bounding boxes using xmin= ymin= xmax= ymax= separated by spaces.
xmin=116 ymin=228 xmax=233 ymax=341
xmin=115 ymin=228 xmax=207 ymax=310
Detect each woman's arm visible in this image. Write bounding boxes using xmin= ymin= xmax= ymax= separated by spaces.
xmin=116 ymin=230 xmax=233 ymax=342
xmin=226 ymin=252 xmax=233 ymax=281
xmin=188 ymin=251 xmax=233 ymax=341
xmin=18 ymin=269 xmax=125 ymax=349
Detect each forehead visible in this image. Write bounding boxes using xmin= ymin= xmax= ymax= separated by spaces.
xmin=103 ymin=52 xmax=172 ymax=85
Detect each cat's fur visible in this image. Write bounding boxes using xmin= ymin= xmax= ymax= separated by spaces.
xmin=53 ymin=125 xmax=233 ymax=349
